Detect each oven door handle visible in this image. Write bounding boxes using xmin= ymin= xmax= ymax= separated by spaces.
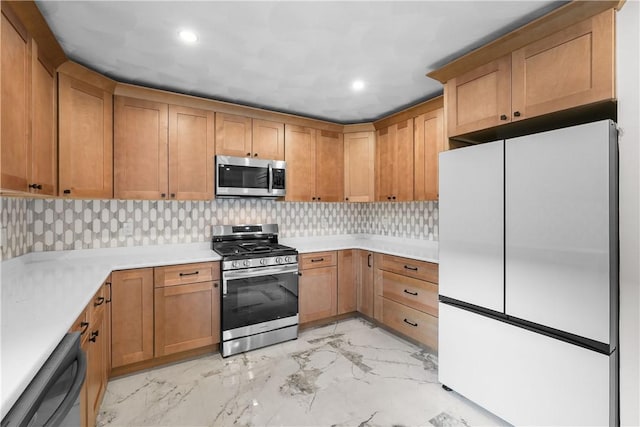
xmin=268 ymin=163 xmax=273 ymax=193
xmin=222 ymin=264 xmax=299 ymax=295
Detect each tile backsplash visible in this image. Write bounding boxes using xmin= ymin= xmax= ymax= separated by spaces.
xmin=0 ymin=197 xmax=438 ymax=260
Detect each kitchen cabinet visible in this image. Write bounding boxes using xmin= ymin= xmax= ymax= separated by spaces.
xmin=375 ymin=120 xmax=414 ymax=201
xmin=446 ymin=10 xmax=614 ymax=137
xmin=114 ymin=97 xmax=215 ymax=200
xmin=374 ymin=253 xmax=439 ymax=349
xmin=337 ymin=250 xmax=356 ymax=314
xmin=58 ymin=72 xmax=113 ymax=198
xmin=215 ymin=113 xmax=285 ymax=160
xmin=414 ymin=108 xmax=444 ymax=200
xmin=299 ymin=251 xmax=338 ymax=323
xmin=154 ymin=262 xmax=220 ymax=357
xmin=356 ymin=250 xmax=375 ymax=318
xmin=111 ymin=268 xmax=154 ymax=368
xmin=284 ymin=125 xmax=343 ymax=202
xmin=1 ymin=5 xmax=57 ymax=195
xmin=343 ymin=131 xmax=375 ymax=202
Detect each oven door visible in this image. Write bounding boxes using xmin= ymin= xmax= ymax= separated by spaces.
xmin=216 ymin=155 xmax=286 ymax=198
xmin=221 ymin=264 xmax=298 ymax=340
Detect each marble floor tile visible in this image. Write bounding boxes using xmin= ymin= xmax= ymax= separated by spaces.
xmin=97 ymin=318 xmax=508 ymax=426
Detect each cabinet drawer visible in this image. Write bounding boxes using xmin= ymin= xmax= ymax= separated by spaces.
xmin=375 ymin=253 xmax=438 ymax=283
xmin=300 ymin=251 xmax=337 ymax=270
xmin=89 ymin=283 xmax=108 ymax=320
xmin=154 ymin=262 xmax=219 ymax=287
xmin=382 ymin=298 xmax=438 ymax=350
xmin=379 ymin=270 xmax=438 ymax=317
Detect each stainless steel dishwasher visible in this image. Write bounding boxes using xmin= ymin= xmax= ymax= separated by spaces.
xmin=1 ymin=332 xmax=86 ymax=427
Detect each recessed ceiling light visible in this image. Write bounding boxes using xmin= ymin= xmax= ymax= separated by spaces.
xmin=178 ymin=29 xmax=198 ymax=43
xmin=351 ymin=80 xmax=365 ymax=91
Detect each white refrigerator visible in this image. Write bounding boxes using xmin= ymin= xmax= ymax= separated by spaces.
xmin=438 ymin=120 xmax=618 ymax=426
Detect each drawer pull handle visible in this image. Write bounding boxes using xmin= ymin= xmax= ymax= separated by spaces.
xmin=179 ymin=271 xmax=199 ymax=277
xmin=80 ymin=321 xmax=89 ymax=335
xmin=89 ymin=330 xmax=99 ymax=342
xmin=367 ymin=253 xmax=372 ymax=268
xmin=403 ymin=289 xmax=418 ymax=296
xmin=403 ymin=318 xmax=418 ymax=327
xmin=94 ymin=296 xmax=105 ymax=306
xmin=404 ymin=265 xmax=418 ymax=271
xmin=106 ymin=281 xmax=112 ymax=303
xmin=310 ymin=258 xmax=325 ymax=263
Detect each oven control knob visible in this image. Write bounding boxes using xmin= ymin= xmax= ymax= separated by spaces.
xmin=285 ymin=256 xmax=292 ymax=263
xmin=275 ymin=257 xmax=282 ymax=264
xmin=243 ymin=260 xmax=251 ymax=267
xmin=232 ymin=261 xmax=240 ymax=268
xmin=260 ymin=259 xmax=267 ymax=265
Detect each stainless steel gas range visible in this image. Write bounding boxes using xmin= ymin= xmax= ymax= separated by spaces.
xmin=212 ymin=224 xmax=299 ymax=357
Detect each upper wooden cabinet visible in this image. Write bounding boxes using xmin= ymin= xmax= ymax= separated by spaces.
xmin=1 ymin=6 xmax=56 ymax=196
xmin=114 ymin=96 xmax=214 ymax=200
xmin=446 ymin=10 xmax=615 ymax=137
xmin=375 ymin=119 xmax=414 ymax=202
xmin=216 ymin=113 xmax=284 ymax=160
xmin=58 ymin=73 xmax=113 ymax=199
xmin=344 ymin=131 xmax=375 ymax=202
xmin=285 ymin=125 xmax=343 ymax=202
xmin=414 ymin=108 xmax=445 ymax=200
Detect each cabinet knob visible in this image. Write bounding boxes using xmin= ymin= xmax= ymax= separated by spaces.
xmin=246 ymin=152 xmax=251 ymax=156
xmin=170 ymin=193 xmax=176 ymax=198
xmin=317 ymin=197 xmax=321 ymax=201
xmin=161 ymin=193 xmax=166 ymax=198
xmin=392 ymin=196 xmax=396 ymax=200
xmin=63 ymin=189 xmax=71 ymax=194
xmin=514 ymin=111 xmax=521 ymax=117
xmin=500 ymin=114 xmax=508 ymax=121
xmin=312 ymin=197 xmax=316 ymax=200
xmin=387 ymin=196 xmax=391 ymax=200
xmin=345 ymin=197 xmax=349 ymax=201
xmin=254 ymin=153 xmax=258 ymax=157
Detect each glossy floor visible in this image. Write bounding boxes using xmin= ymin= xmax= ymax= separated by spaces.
xmin=97 ymin=318 xmax=507 ymax=426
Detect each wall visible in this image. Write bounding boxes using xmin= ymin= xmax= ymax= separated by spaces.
xmin=616 ymin=1 xmax=640 ymax=425
xmin=0 ymin=197 xmax=439 ymax=260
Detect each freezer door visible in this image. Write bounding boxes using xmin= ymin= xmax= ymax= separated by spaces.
xmin=439 ymin=141 xmax=504 ymax=312
xmin=505 ymin=120 xmax=616 ymax=345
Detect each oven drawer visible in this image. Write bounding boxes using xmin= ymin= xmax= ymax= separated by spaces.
xmin=155 ymin=262 xmax=220 ymax=288
xmin=382 ymin=298 xmax=438 ymax=349
xmin=378 ymin=270 xmax=438 ymax=317
xmin=300 ymin=251 xmax=337 ymax=269
xmin=375 ymin=253 xmax=438 ymax=283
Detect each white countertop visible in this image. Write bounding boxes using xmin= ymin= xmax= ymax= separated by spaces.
xmin=0 ymin=235 xmax=437 ymax=418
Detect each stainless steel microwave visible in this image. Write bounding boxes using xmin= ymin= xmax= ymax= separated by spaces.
xmin=215 ymin=155 xmax=286 ymax=198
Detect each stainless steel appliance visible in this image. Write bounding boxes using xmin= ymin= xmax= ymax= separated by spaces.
xmin=2 ymin=332 xmax=86 ymax=427
xmin=212 ymin=224 xmax=298 ymax=357
xmin=438 ymin=120 xmax=618 ymax=426
xmin=215 ymin=155 xmax=286 ymax=198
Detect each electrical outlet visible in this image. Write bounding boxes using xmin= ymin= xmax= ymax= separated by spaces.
xmin=122 ymin=221 xmax=133 ymax=236
xmin=0 ymin=227 xmax=6 ymax=249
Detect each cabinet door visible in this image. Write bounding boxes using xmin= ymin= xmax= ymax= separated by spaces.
xmin=1 ymin=6 xmax=30 ymax=192
xmin=357 ymin=250 xmax=374 ymax=318
xmin=446 ymin=55 xmax=511 ymax=137
xmin=316 ymin=130 xmax=344 ymax=202
xmin=344 ymin=131 xmax=375 ymax=202
xmin=30 ymin=43 xmax=56 ymax=195
xmin=215 ymin=113 xmax=252 ymax=157
xmin=252 ymin=119 xmax=284 ymax=160
xmin=337 ymin=250 xmax=356 ymax=314
xmin=299 ymin=266 xmax=337 ymax=323
xmin=168 ymin=105 xmax=215 ymax=200
xmin=58 ymin=73 xmax=113 ymax=198
xmin=284 ymin=124 xmax=316 ymax=202
xmin=154 ymin=281 xmax=219 ymax=357
xmin=111 ymin=269 xmax=154 ymax=368
xmin=414 ymin=108 xmax=444 ymax=200
xmin=375 ymin=127 xmax=394 ymax=201
xmin=511 ymin=10 xmax=614 ymax=121
xmin=393 ymin=120 xmax=414 ymax=201
xmin=114 ymin=96 xmax=168 ymax=199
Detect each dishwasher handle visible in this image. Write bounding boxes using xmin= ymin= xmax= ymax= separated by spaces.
xmin=45 ymin=345 xmax=86 ymax=427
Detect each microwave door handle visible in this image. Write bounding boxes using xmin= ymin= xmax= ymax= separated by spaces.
xmin=268 ymin=163 xmax=273 ymax=193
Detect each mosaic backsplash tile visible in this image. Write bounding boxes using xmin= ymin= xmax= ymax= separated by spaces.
xmin=0 ymin=197 xmax=438 ymax=260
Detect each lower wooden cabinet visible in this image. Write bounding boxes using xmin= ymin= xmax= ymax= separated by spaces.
xmin=337 ymin=250 xmax=356 ymax=314
xmin=356 ymin=250 xmax=375 ymax=318
xmin=154 ymin=269 xmax=220 ymax=357
xmin=299 ymin=251 xmax=337 ymax=323
xmin=374 ymin=253 xmax=439 ymax=350
xmin=110 ymin=268 xmax=154 ymax=368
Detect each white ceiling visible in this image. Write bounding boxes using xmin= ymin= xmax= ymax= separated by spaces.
xmin=36 ymin=1 xmax=566 ymax=124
